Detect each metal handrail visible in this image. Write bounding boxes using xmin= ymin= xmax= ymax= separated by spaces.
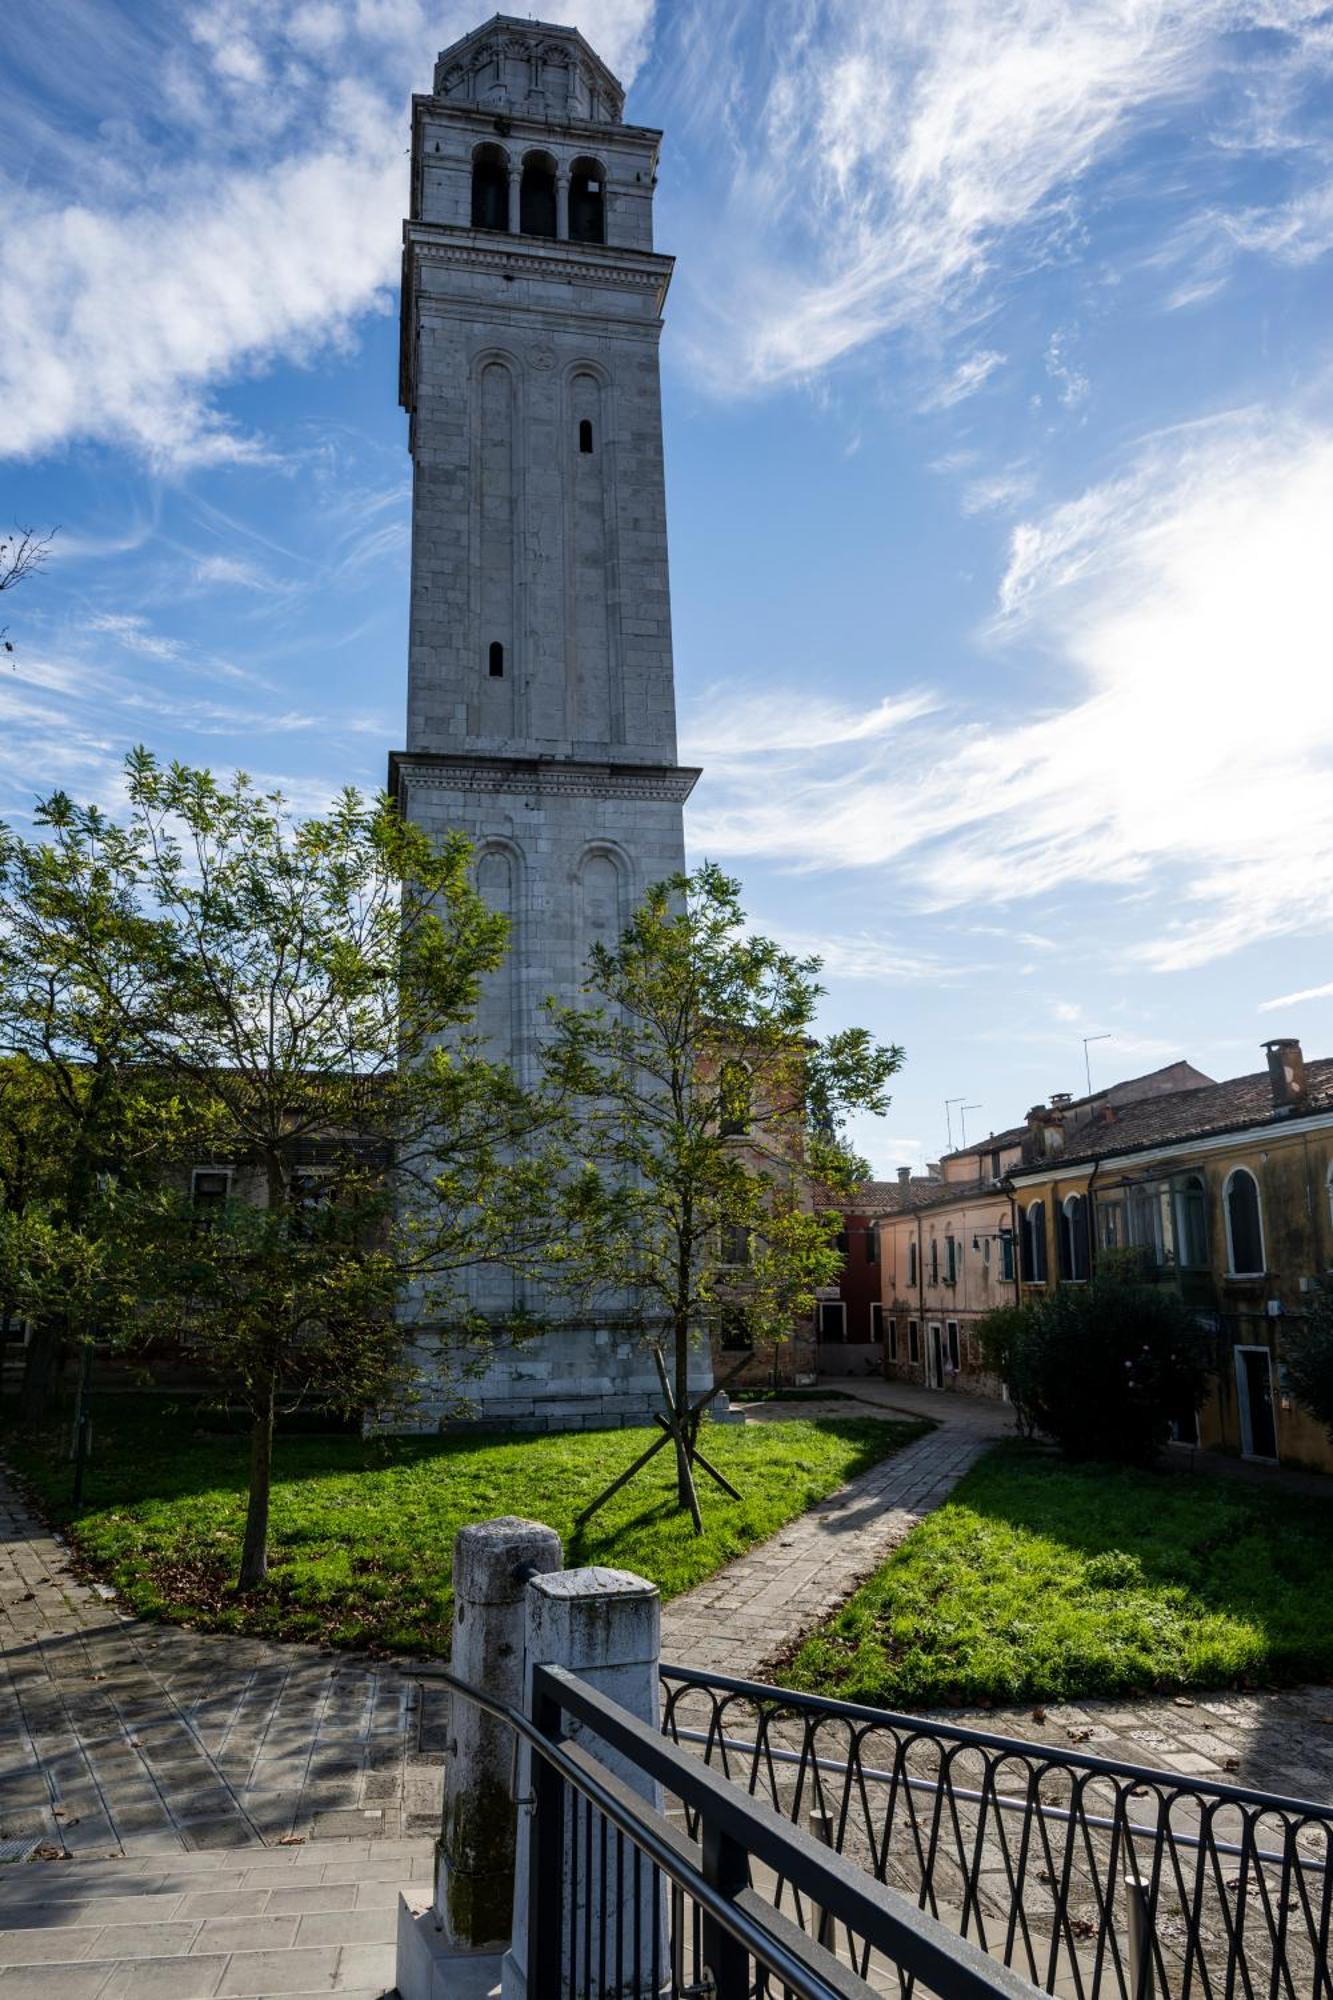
xmin=434 ymin=1658 xmax=1036 ymax=2000
xmin=539 ymin=1662 xmax=1039 ymax=2000
xmin=659 ymin=1662 xmax=1333 ymax=1822
xmin=664 ymin=1727 xmax=1329 ymax=1875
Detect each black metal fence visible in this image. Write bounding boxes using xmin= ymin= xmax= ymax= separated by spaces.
xmin=659 ymin=1663 xmax=1333 ymax=2000
xmin=440 ymin=1659 xmax=1035 ymax=2000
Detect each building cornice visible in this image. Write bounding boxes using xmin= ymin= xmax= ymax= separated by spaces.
xmin=404 ymin=223 xmax=674 ymax=301
xmin=411 ymin=92 xmax=661 ymax=151
xmin=1005 ymin=1104 xmax=1333 ymax=1186
xmin=389 ymin=750 xmax=700 ymax=806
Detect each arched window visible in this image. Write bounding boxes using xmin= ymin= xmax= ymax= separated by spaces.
xmin=1224 ymin=1167 xmax=1265 ymax=1276
xmin=1023 ymin=1202 xmax=1047 ymax=1283
xmin=718 ymin=1060 xmax=751 ymax=1137
xmin=471 ymin=144 xmax=509 ymax=232
xmin=569 ymin=157 xmax=606 ymax=243
xmin=1058 ymin=1194 xmax=1090 ymax=1281
xmin=1172 ymin=1174 xmax=1208 ymax=1270
xmin=488 ymin=641 xmax=504 ymax=678
xmin=578 ymin=418 xmax=594 ymax=454
xmin=519 ymin=151 xmax=557 ymax=237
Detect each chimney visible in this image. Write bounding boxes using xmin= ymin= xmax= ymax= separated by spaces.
xmin=1050 ymin=1091 xmax=1072 ymax=1109
xmin=897 ymin=1166 xmax=912 ymax=1186
xmin=1263 ymin=1037 xmax=1307 ymax=1112
xmin=926 ymin=1161 xmax=943 ymax=1181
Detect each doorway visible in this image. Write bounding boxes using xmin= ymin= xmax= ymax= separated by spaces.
xmin=927 ymin=1322 xmax=944 ymax=1389
xmin=1234 ymin=1344 xmax=1277 ymax=1460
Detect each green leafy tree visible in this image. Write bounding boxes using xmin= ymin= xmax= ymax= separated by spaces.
xmin=0 ymin=799 xmax=181 ymax=1420
xmin=546 ymin=863 xmax=902 ymax=1521
xmin=984 ymin=1271 xmax=1209 ymax=1464
xmin=1284 ymin=1284 xmax=1333 ymax=1440
xmin=4 ymin=753 xmax=578 ymax=1589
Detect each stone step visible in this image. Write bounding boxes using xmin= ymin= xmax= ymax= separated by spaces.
xmin=0 ymin=1837 xmax=428 ymax=1995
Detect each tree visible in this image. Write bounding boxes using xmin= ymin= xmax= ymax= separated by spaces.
xmin=982 ymin=1271 xmax=1209 ymax=1464
xmin=0 ymin=796 xmax=177 ymax=1420
xmin=546 ymin=863 xmax=902 ymax=1526
xmin=6 ymin=753 xmax=577 ymax=1589
xmin=1284 ymin=1284 xmax=1333 ymax=1439
xmin=0 ymin=527 xmax=55 ymax=660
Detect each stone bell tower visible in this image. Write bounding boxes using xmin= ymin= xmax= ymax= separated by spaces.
xmin=391 ymin=16 xmax=702 ymax=1428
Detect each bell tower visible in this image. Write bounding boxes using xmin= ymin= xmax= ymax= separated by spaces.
xmin=391 ymin=16 xmax=701 ymax=1427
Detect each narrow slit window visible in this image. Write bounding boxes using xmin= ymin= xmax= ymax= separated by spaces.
xmin=488 ymin=641 xmax=504 ymax=677
xmin=579 ymin=418 xmax=594 ymax=454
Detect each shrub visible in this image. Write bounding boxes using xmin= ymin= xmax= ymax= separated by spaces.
xmin=976 ymin=1305 xmax=1039 ymax=1434
xmin=984 ymin=1273 xmax=1209 ymax=1464
xmin=1284 ymin=1284 xmax=1333 ymax=1438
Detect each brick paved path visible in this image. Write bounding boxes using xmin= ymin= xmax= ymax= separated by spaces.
xmin=661 ymin=1416 xmax=1004 ymax=1678
xmin=0 ymin=1469 xmax=446 ymax=1861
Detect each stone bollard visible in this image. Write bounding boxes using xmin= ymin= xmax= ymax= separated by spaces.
xmin=503 ymin=1566 xmax=663 ymax=2000
xmin=397 ymin=1516 xmax=562 ymax=2000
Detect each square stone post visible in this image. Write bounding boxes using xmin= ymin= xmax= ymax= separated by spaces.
xmin=503 ymin=1566 xmax=663 ymax=2000
xmin=397 ymin=1517 xmax=562 ymax=2000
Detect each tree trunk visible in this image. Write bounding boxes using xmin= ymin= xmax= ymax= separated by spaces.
xmin=19 ymin=1319 xmax=63 ymax=1426
xmin=237 ymin=1381 xmax=275 ymax=1591
xmin=674 ymin=1313 xmax=693 ymax=1507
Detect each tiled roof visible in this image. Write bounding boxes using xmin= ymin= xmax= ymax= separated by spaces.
xmin=853 ymin=1176 xmax=996 ymax=1216
xmin=1009 ymin=1058 xmax=1333 ymax=1177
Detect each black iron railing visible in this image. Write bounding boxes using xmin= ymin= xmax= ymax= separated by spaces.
xmin=437 ymin=1660 xmax=1035 ymax=2000
xmin=659 ymin=1663 xmax=1333 ymax=2000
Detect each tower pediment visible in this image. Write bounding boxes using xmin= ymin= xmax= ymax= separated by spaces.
xmin=433 ymin=14 xmax=626 ymax=124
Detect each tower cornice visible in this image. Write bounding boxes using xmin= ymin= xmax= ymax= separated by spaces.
xmin=389 ymin=752 xmax=701 ymax=808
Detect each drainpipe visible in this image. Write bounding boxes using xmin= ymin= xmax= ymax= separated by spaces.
xmin=1003 ymin=1181 xmax=1020 ymax=1303
xmin=1087 ymin=1159 xmax=1102 ymax=1278
xmin=916 ymin=1212 xmax=926 ymax=1374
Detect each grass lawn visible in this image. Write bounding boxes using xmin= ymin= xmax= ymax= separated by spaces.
xmin=784 ymin=1441 xmax=1333 ymax=1710
xmin=1 ymin=1396 xmax=925 ymax=1657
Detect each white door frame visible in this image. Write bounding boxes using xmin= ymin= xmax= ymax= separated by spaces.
xmin=1233 ymin=1344 xmax=1277 ymax=1461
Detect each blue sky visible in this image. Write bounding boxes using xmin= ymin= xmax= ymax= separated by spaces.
xmin=4 ymin=1 xmax=1333 ymax=1174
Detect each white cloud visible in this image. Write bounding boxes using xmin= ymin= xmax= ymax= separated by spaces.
xmin=672 ymin=0 xmax=1331 ymax=394
xmin=190 ymin=554 xmax=276 ymax=591
xmin=1258 ymin=980 xmax=1333 ymax=1013
xmin=688 ymin=405 xmax=1333 ymax=972
xmin=921 ymin=349 xmax=1006 ymax=410
xmin=0 ymin=1 xmax=657 ymax=465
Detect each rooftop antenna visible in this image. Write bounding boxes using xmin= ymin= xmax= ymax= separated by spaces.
xmin=944 ymin=1097 xmax=965 ymax=1150
xmin=1082 ymin=1032 xmax=1111 ymax=1096
xmin=960 ymin=1103 xmax=982 ymax=1149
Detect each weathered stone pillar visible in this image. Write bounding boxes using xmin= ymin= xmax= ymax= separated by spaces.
xmin=503 ymin=1566 xmax=663 ymax=2000
xmin=439 ymin=1518 xmax=563 ymax=1945
xmin=508 ymin=165 xmax=521 ymax=234
xmin=398 ymin=1517 xmax=562 ymax=2000
xmin=555 ymin=170 xmax=570 ymax=240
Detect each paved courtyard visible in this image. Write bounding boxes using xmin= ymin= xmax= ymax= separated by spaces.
xmin=0 ymin=1471 xmax=447 ymax=1860
xmin=3 ymin=1389 xmax=1331 ymax=1992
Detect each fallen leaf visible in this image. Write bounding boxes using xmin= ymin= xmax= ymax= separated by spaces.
xmin=1031 ymin=1708 xmax=1047 ymax=1724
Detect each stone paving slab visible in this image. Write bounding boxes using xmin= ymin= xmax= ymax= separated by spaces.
xmin=661 ymin=1418 xmax=1003 ymax=1678
xmin=0 ymin=1466 xmax=447 ymax=1860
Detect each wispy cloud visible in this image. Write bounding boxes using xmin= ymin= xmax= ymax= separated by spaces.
xmin=0 ymin=1 xmax=657 ymax=466
xmin=667 ymin=0 xmax=1332 ymax=395
xmin=689 ymin=402 xmax=1333 ymax=972
xmin=921 ymin=349 xmax=1006 ymax=411
xmin=1258 ymin=980 xmax=1333 ymax=1014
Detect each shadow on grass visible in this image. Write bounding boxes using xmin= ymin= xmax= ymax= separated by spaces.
xmin=788 ymin=1437 xmax=1333 ymax=1712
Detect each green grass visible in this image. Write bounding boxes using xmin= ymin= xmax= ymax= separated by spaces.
xmin=784 ymin=1442 xmax=1333 ymax=1709
xmin=1 ymin=1396 xmax=926 ymax=1657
